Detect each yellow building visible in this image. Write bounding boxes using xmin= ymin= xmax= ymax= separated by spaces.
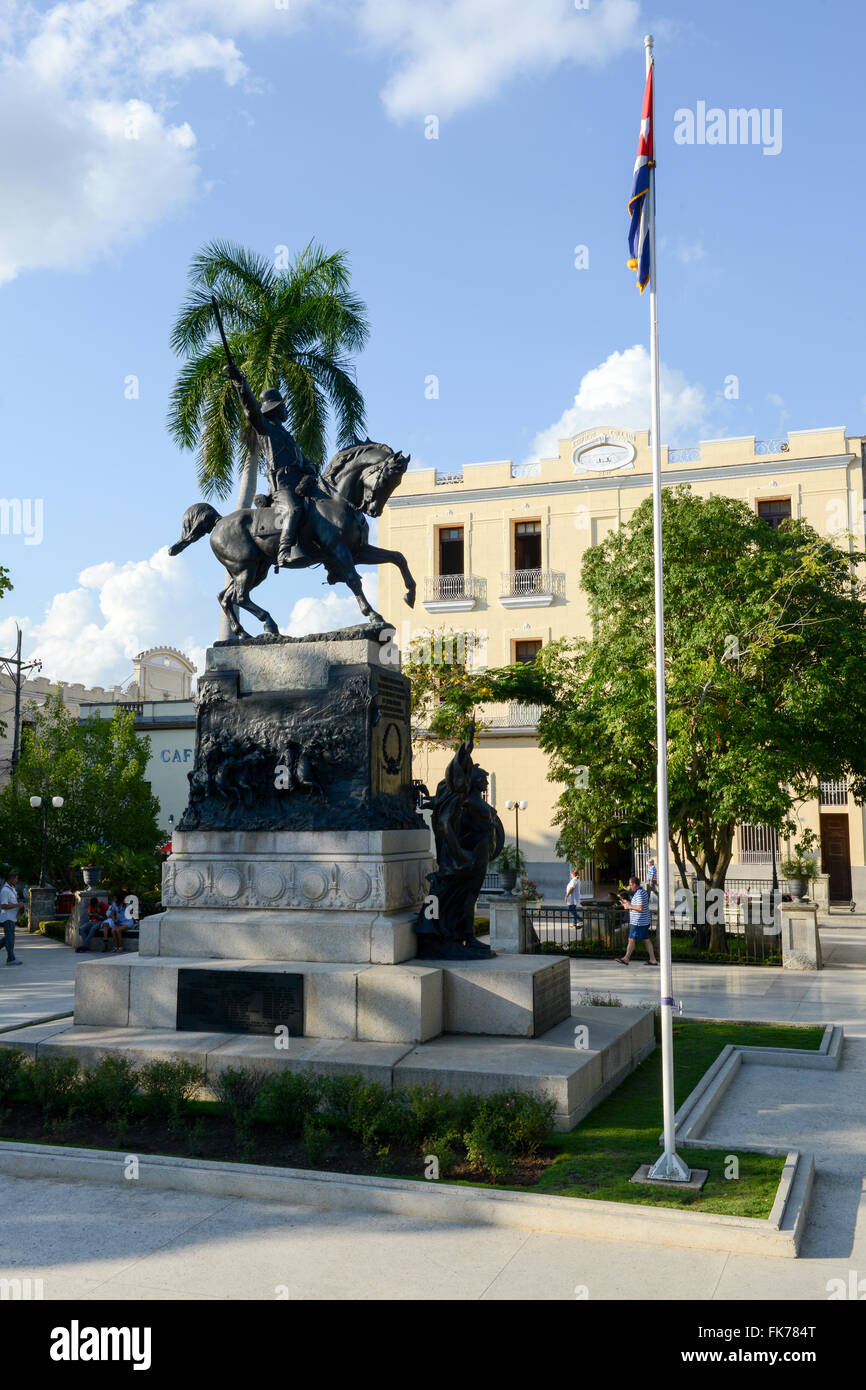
xmin=378 ymin=425 xmax=866 ymax=905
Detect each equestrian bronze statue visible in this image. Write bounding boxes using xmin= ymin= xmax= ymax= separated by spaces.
xmin=168 ymin=300 xmax=416 ymax=639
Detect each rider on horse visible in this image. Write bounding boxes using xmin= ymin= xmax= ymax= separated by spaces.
xmin=228 ymin=364 xmax=318 ymax=567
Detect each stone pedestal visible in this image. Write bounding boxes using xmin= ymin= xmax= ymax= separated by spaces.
xmin=489 ymin=898 xmax=530 ymax=953
xmin=811 ymin=874 xmax=830 ymax=912
xmin=780 ymin=902 xmax=822 ymax=970
xmin=65 ymin=889 xmax=108 ymax=949
xmin=28 ymin=885 xmax=56 ymax=933
xmin=71 ymin=628 xmax=572 ymax=1060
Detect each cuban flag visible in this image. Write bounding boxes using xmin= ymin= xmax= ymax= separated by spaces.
xmin=627 ymin=64 xmax=654 ymax=293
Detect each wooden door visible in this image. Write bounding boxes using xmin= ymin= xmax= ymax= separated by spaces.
xmin=819 ymin=814 xmax=852 ymax=902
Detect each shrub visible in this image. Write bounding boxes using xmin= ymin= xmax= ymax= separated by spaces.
xmin=0 ymin=1049 xmax=24 ymax=1106
xmin=462 ymin=1090 xmax=554 ymax=1172
xmin=73 ymin=1055 xmax=140 ymax=1123
xmin=421 ymin=1132 xmax=459 ymax=1179
xmin=257 ymin=1070 xmax=321 ymax=1138
xmin=462 ymin=1114 xmax=515 ymax=1183
xmin=399 ymin=1085 xmax=460 ymax=1147
xmin=138 ymin=1058 xmax=204 ymax=1120
xmin=497 ymin=1092 xmax=556 ymax=1157
xmin=22 ymin=1056 xmax=80 ymax=1117
xmin=212 ymin=1067 xmax=267 ymax=1141
xmin=302 ymin=1117 xmax=329 ymax=1166
xmin=318 ymin=1075 xmax=395 ymax=1147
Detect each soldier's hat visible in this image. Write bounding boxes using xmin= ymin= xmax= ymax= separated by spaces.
xmin=259 ymin=388 xmax=285 ymax=415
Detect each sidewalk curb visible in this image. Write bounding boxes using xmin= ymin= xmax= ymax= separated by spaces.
xmin=671 ymin=1025 xmax=842 ymax=1149
xmin=0 ymin=1138 xmax=809 ymax=1257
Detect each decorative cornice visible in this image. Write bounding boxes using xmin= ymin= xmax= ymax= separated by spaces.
xmin=388 ymin=454 xmax=857 ymax=509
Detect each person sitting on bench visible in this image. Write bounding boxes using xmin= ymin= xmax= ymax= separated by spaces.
xmin=76 ymin=897 xmax=109 ymax=953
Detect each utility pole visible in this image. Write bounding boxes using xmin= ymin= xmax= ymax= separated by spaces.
xmin=0 ymin=626 xmax=42 ymax=780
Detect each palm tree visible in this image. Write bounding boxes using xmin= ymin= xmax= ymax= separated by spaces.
xmin=168 ymin=240 xmax=370 ymax=510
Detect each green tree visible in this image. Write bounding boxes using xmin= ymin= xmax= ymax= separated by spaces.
xmin=168 ymin=240 xmax=370 ymax=508
xmin=405 ymin=629 xmax=496 ymax=749
xmin=0 ymin=690 xmax=162 ymax=891
xmin=429 ymin=489 xmax=866 ymax=951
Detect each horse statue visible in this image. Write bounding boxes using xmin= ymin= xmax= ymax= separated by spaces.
xmin=168 ymin=439 xmax=416 ymax=640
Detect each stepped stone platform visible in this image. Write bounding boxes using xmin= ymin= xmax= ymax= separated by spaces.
xmin=0 ymin=1005 xmax=655 ymax=1131
xmin=73 ymin=954 xmax=571 ymax=1041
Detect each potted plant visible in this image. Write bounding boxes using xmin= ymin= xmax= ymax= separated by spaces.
xmin=781 ymin=831 xmax=819 ymax=901
xmin=72 ymin=844 xmax=105 ymax=889
xmin=496 ymin=843 xmax=526 ymax=894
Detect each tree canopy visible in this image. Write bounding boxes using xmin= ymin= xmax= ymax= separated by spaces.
xmin=425 ymin=488 xmax=866 ymax=900
xmin=0 ymin=690 xmax=162 ymax=891
xmin=168 ymin=240 xmax=370 ymax=505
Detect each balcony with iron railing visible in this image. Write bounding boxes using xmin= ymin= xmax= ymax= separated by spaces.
xmin=482 ymin=701 xmax=544 ymax=730
xmin=499 ymin=569 xmax=565 ymax=607
xmin=422 ymin=574 xmax=485 ymax=611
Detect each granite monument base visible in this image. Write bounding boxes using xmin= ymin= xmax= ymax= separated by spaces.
xmin=73 ymin=952 xmax=570 ymax=1043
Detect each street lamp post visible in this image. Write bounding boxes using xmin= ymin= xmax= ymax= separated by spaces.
xmin=504 ymin=799 xmax=528 ymax=893
xmin=28 ymin=795 xmax=64 ymax=888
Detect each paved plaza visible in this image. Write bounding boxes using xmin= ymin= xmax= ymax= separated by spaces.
xmin=0 ymin=914 xmax=863 ymax=1300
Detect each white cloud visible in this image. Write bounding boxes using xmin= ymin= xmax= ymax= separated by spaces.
xmin=358 ymin=0 xmax=640 ymax=121
xmin=526 ymin=345 xmax=711 ymax=461
xmin=0 ymin=547 xmax=214 ymax=688
xmin=0 ymin=86 xmax=199 ymax=284
xmin=282 ymin=580 xmax=378 ymax=637
xmin=0 ymin=0 xmax=640 ymax=281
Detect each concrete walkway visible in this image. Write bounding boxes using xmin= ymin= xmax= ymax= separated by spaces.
xmin=0 ymin=935 xmax=75 ymax=1030
xmin=571 ymin=917 xmax=866 ymax=1036
xmin=3 ymin=912 xmax=864 ymax=1300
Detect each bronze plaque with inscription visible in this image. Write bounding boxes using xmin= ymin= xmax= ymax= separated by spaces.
xmin=176 ymin=969 xmax=303 ymax=1036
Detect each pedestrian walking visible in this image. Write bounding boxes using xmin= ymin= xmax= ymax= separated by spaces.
xmin=0 ymin=871 xmax=26 ymax=966
xmin=647 ymin=858 xmax=658 ymax=901
xmin=564 ymin=867 xmax=584 ymax=940
xmin=616 ymin=875 xmax=658 ymax=965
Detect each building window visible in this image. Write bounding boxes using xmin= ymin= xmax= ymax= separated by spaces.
xmin=738 ymin=823 xmax=780 ymax=863
xmin=757 ymin=498 xmax=792 ymax=530
xmin=438 ymin=526 xmax=464 ymax=576
xmin=514 ymin=520 xmax=541 ymax=570
xmin=514 ymin=639 xmax=542 ymax=664
xmin=819 ymin=779 xmax=848 ymax=806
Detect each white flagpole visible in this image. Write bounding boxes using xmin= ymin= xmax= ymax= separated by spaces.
xmin=643 ymin=33 xmax=690 ymax=1182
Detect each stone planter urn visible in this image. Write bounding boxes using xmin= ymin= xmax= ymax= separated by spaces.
xmin=499 ymin=869 xmax=517 ymax=894
xmin=787 ymin=878 xmax=806 ymax=901
xmin=80 ymin=865 xmax=103 ymax=888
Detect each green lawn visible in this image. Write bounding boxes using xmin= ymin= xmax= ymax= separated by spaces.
xmin=535 ymin=1019 xmax=824 ymax=1216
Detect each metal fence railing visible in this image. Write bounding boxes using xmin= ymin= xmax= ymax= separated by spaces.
xmin=526 ymin=904 xmax=635 ymax=954
xmin=526 ymin=900 xmax=783 ymax=963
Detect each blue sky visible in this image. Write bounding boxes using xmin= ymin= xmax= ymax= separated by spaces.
xmin=0 ymin=0 xmax=863 ymax=686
